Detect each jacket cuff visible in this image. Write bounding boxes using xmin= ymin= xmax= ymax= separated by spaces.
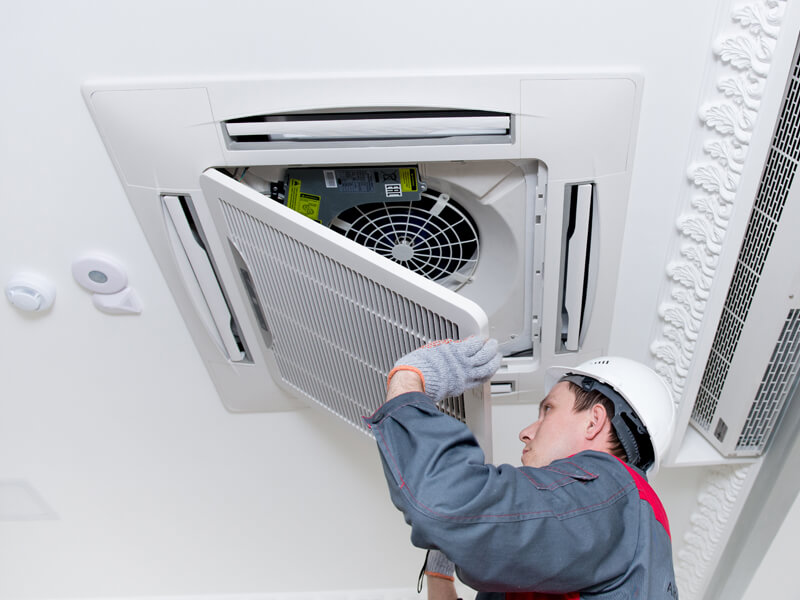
xmin=363 ymin=391 xmax=436 ymax=426
xmin=425 ymin=570 xmax=455 ymax=582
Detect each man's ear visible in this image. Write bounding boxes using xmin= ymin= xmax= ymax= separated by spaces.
xmin=585 ymin=403 xmax=610 ymax=441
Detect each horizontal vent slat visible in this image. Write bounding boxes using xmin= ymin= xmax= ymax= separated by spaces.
xmin=224 ymin=111 xmax=510 ymax=142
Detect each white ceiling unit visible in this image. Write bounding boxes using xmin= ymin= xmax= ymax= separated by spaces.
xmin=83 ymin=73 xmax=643 ymax=449
xmin=691 ymin=46 xmax=800 ymax=458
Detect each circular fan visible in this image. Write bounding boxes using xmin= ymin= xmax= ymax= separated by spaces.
xmin=330 ymin=189 xmax=479 ymax=290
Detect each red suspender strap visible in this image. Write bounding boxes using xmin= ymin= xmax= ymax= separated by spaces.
xmin=615 ymin=458 xmax=671 ymax=539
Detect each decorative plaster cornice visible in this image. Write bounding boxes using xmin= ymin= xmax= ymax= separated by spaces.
xmin=649 ymin=1 xmax=789 ymax=598
xmin=650 ymin=0 xmax=788 ymax=408
xmin=674 ymin=464 xmax=753 ymax=598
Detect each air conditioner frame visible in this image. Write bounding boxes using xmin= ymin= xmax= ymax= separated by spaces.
xmin=82 ymin=72 xmax=643 ymax=450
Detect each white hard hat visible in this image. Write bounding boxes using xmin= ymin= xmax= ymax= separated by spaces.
xmin=546 ymin=356 xmax=676 ymax=476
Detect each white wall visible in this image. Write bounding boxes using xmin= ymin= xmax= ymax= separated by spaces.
xmin=742 ymin=489 xmax=800 ymax=599
xmin=1 ymin=1 xmax=728 ymax=597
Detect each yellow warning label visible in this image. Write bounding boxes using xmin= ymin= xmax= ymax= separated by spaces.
xmin=400 ymin=168 xmax=418 ymax=193
xmin=287 ymin=178 xmax=302 ymax=205
xmin=287 ymin=179 xmax=321 ymax=221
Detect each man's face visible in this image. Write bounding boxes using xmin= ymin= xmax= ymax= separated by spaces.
xmin=519 ymin=381 xmax=590 ymax=468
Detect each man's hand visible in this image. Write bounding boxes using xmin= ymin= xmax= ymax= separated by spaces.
xmin=388 ymin=338 xmax=501 ymax=404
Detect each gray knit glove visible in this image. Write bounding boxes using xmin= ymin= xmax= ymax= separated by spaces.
xmin=389 ymin=337 xmax=501 ymax=403
xmin=425 ymin=549 xmax=455 ymax=581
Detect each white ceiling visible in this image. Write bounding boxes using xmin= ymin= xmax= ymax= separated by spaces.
xmin=1 ymin=1 xmax=798 ymax=598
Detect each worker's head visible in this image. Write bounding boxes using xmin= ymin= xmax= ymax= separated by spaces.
xmin=519 ymin=357 xmax=675 ymax=476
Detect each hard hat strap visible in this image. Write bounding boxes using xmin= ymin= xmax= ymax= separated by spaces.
xmin=560 ymin=374 xmax=655 ymax=472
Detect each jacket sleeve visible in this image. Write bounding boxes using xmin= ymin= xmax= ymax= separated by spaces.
xmin=366 ymin=392 xmax=638 ymax=593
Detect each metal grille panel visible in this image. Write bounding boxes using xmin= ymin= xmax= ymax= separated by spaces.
xmin=691 ymin=44 xmax=800 ymax=441
xmin=756 ymin=149 xmax=795 ymax=220
xmin=738 ymin=210 xmax=778 ymax=275
xmin=694 ymin=344 xmax=733 ymax=429
xmin=737 ymin=310 xmax=800 ymax=452
xmin=724 ymin=265 xmax=759 ymax=322
xmin=219 ymin=200 xmax=466 ymax=434
xmin=773 ymin=59 xmax=800 ymax=160
xmin=693 ymin=386 xmax=719 ymax=430
xmin=711 ymin=307 xmax=746 ymax=362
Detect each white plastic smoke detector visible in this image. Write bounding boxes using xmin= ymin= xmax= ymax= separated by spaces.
xmin=5 ymin=273 xmax=56 ymax=312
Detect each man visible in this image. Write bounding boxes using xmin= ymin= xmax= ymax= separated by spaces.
xmin=365 ymin=338 xmax=678 ymax=599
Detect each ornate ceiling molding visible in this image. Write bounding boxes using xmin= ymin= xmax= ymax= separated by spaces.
xmin=674 ymin=463 xmax=754 ymax=598
xmin=650 ymin=0 xmax=788 ymax=406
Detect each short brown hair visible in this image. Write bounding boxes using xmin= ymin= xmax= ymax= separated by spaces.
xmin=566 ymin=381 xmax=628 ymax=462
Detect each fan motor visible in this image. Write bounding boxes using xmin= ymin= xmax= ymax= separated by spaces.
xmin=330 ymin=188 xmax=480 ymax=291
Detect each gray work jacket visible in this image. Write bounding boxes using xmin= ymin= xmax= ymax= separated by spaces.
xmin=366 ymin=392 xmax=678 ymax=599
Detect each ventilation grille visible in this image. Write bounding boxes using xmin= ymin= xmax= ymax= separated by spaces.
xmin=223 ymin=109 xmax=511 ymax=148
xmin=219 ymin=200 xmax=466 ymax=433
xmin=736 ymin=310 xmax=800 ymax=452
xmin=692 ymin=45 xmax=800 ymax=431
xmin=330 ymin=189 xmax=480 ymax=291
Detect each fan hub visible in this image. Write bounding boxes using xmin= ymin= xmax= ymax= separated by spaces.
xmin=391 ymin=239 xmax=416 ymax=262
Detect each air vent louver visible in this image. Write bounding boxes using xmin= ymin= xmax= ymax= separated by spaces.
xmin=224 ymin=110 xmax=512 ymax=148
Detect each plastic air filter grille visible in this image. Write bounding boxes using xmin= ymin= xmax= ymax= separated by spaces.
xmin=736 ymin=310 xmax=800 ymax=452
xmin=219 ymin=200 xmax=466 ymax=433
xmin=692 ymin=44 xmax=800 ymax=433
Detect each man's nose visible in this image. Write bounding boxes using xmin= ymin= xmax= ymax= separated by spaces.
xmin=519 ymin=421 xmax=539 ymax=442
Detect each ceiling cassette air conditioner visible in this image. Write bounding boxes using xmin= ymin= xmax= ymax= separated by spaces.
xmin=82 ymin=73 xmax=643 ymax=449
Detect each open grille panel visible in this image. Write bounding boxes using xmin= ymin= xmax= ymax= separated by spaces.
xmin=220 ymin=199 xmax=464 ymax=432
xmin=196 ymin=168 xmax=489 ymax=441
